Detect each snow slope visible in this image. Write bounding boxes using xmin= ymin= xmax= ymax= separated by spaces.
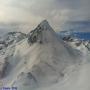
xmin=0 ymin=20 xmax=89 ymax=90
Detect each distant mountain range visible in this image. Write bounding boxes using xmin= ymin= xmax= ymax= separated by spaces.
xmin=58 ymin=21 xmax=90 ymax=40
xmin=58 ymin=31 xmax=90 ymax=40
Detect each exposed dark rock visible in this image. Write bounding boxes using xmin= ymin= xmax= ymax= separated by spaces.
xmin=27 ymin=20 xmax=50 ymax=44
xmin=27 ymin=72 xmax=37 ymax=83
xmin=75 ymin=41 xmax=82 ymax=46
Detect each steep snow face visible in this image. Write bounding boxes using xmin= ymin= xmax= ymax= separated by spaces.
xmin=0 ymin=20 xmax=86 ymax=90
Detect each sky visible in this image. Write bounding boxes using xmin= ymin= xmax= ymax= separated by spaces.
xmin=0 ymin=0 xmax=90 ymax=31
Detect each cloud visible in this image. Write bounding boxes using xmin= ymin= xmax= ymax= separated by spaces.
xmin=0 ymin=0 xmax=89 ymax=31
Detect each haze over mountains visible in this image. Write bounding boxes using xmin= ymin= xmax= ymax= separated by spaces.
xmin=0 ymin=20 xmax=90 ymax=90
xmin=0 ymin=20 xmax=90 ymax=36
xmin=61 ymin=21 xmax=90 ymax=32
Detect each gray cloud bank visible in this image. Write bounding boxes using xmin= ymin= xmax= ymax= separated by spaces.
xmin=0 ymin=0 xmax=90 ymax=31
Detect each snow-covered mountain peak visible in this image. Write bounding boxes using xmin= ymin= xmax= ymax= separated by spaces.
xmin=39 ymin=20 xmax=49 ymax=27
xmin=28 ymin=20 xmax=56 ymax=44
xmin=36 ymin=20 xmax=53 ymax=31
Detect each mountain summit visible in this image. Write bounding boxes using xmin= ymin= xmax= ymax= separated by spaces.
xmin=28 ymin=20 xmax=55 ymax=44
xmin=37 ymin=20 xmax=52 ymax=30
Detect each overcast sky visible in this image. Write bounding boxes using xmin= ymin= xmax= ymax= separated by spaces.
xmin=0 ymin=0 xmax=90 ymax=31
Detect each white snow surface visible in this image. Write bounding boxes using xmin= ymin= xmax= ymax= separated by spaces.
xmin=0 ymin=20 xmax=90 ymax=90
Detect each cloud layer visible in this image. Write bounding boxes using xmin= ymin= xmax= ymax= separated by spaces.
xmin=0 ymin=0 xmax=90 ymax=31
